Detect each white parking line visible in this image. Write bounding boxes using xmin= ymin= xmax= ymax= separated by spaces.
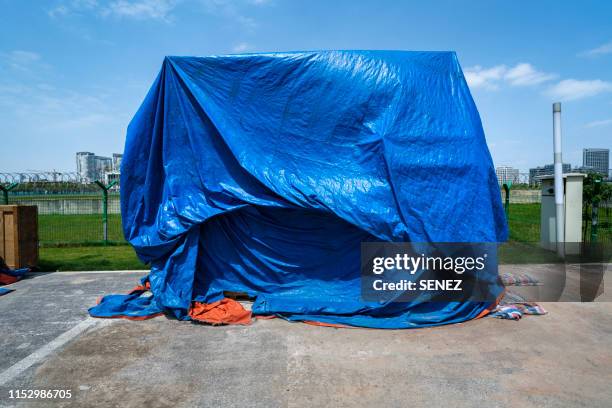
xmin=0 ymin=318 xmax=112 ymax=386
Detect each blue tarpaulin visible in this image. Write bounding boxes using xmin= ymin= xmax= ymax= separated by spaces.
xmin=0 ymin=288 xmax=13 ymax=296
xmin=89 ymin=51 xmax=507 ymax=328
xmin=0 ymin=264 xmax=29 ymax=295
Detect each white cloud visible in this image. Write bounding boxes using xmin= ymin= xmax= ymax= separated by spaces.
xmin=0 ymin=51 xmax=129 ymax=134
xmin=48 ymin=5 xmax=71 ymax=18
xmin=464 ymin=65 xmax=506 ymax=90
xmin=48 ymin=0 xmax=99 ymax=18
xmin=545 ymin=79 xmax=612 ymax=101
xmin=103 ymin=0 xmax=179 ymax=21
xmin=585 ymin=118 xmax=612 ymax=128
xmin=199 ymin=0 xmax=258 ymax=31
xmin=0 ymin=76 xmax=132 ymax=144
xmin=48 ymin=0 xmax=265 ymax=28
xmin=579 ymin=40 xmax=612 ymax=57
xmin=0 ymin=50 xmax=41 ymax=66
xmin=466 ymin=62 xmax=612 ymax=102
xmin=49 ymin=0 xmax=180 ymax=22
xmin=464 ymin=63 xmax=556 ymax=90
xmin=0 ymin=50 xmax=48 ymax=75
xmin=232 ymin=42 xmax=251 ymax=53
xmin=504 ymin=63 xmax=557 ymax=86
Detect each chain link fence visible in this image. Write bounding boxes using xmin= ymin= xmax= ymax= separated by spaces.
xmin=582 ymin=202 xmax=612 ymax=244
xmin=3 ymin=181 xmax=123 ymax=247
xmin=1 ymin=181 xmax=610 ymax=247
xmin=501 ymin=188 xmax=611 ymax=244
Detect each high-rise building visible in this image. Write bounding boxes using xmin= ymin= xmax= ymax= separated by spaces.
xmin=95 ymin=156 xmax=112 ymax=180
xmin=104 ymin=171 xmax=120 ymax=187
xmin=112 ymin=153 xmax=123 ymax=171
xmin=76 ymin=152 xmax=112 ymax=183
xmin=528 ymin=163 xmax=571 ymax=185
xmin=495 ymin=166 xmax=519 ymax=186
xmin=76 ymin=152 xmax=94 ymax=182
xmin=582 ymin=148 xmax=609 ymax=177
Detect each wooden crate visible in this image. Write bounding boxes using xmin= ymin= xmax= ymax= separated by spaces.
xmin=0 ymin=205 xmax=39 ymax=269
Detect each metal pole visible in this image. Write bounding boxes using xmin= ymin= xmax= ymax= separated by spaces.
xmin=552 ymin=102 xmax=564 ymax=257
xmin=0 ymin=183 xmax=18 ymax=205
xmin=591 ymin=178 xmax=601 ymax=243
xmin=102 ymin=188 xmax=108 ymax=244
xmin=591 ymin=200 xmax=599 ymax=243
xmin=503 ymin=183 xmax=510 ymax=221
xmin=94 ymin=180 xmax=117 ymax=245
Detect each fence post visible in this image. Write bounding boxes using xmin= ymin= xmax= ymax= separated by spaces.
xmin=0 ymin=183 xmax=18 ymax=205
xmin=94 ymin=180 xmax=118 ymax=245
xmin=502 ymin=183 xmax=510 ymax=221
xmin=591 ymin=178 xmax=601 ymax=243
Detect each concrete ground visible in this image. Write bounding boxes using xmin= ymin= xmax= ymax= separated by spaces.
xmin=0 ymin=268 xmax=611 ymax=408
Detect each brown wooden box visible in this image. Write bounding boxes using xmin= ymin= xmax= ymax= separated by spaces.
xmin=0 ymin=205 xmax=39 ymax=269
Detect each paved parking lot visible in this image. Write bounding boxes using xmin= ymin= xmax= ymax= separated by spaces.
xmin=1 ymin=269 xmax=611 ymax=408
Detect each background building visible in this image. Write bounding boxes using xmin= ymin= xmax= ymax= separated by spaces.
xmin=112 ymin=153 xmax=123 ymax=172
xmin=76 ymin=152 xmax=94 ymax=182
xmin=76 ymin=152 xmax=113 ymax=183
xmin=528 ymin=163 xmax=571 ymax=185
xmin=582 ymin=148 xmax=609 ymax=178
xmin=104 ymin=171 xmax=120 ymax=188
xmin=495 ymin=166 xmax=519 ymax=186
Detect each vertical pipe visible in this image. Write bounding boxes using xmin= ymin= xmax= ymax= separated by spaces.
xmin=591 ymin=200 xmax=598 ymax=243
xmin=591 ymin=178 xmax=601 ymax=243
xmin=102 ymin=188 xmax=108 ymax=245
xmin=553 ymin=102 xmax=564 ymax=257
xmin=503 ymin=183 xmax=510 ymax=221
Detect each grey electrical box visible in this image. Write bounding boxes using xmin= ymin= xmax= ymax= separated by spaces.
xmin=540 ymin=173 xmax=585 ymax=254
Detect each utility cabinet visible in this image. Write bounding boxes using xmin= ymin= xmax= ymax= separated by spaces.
xmin=540 ymin=173 xmax=585 ymax=254
xmin=0 ymin=205 xmax=39 ymax=269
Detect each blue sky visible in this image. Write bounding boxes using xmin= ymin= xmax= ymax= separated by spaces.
xmin=1 ymin=0 xmax=611 ymax=174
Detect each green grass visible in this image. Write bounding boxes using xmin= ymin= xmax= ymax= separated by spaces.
xmin=498 ymin=241 xmax=562 ymax=264
xmin=34 ymin=203 xmax=609 ymax=246
xmin=507 ymin=203 xmax=541 ymax=242
xmin=39 ymin=245 xmax=146 ymax=271
xmin=38 ymin=214 xmax=125 ymax=246
xmin=36 ymin=241 xmax=564 ymax=271
xmin=32 ymin=203 xmax=611 ymax=270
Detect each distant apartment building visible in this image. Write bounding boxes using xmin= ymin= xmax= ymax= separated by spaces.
xmin=528 ymin=163 xmax=571 ymax=185
xmin=573 ymin=165 xmax=595 ymax=173
xmin=495 ymin=166 xmax=519 ymax=186
xmin=104 ymin=171 xmax=120 ymax=188
xmin=76 ymin=152 xmax=95 ymax=182
xmin=112 ymin=153 xmax=123 ymax=171
xmin=76 ymin=152 xmax=113 ymax=183
xmin=583 ymin=148 xmax=609 ymax=178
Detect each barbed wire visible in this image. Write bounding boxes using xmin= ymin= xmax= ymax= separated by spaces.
xmin=0 ymin=171 xmax=81 ymax=183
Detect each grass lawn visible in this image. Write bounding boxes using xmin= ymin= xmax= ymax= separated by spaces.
xmin=498 ymin=241 xmax=562 ymax=264
xmin=39 ymin=245 xmax=146 ymax=271
xmin=39 ymin=214 xmax=125 ymax=246
xmin=38 ymin=205 xmax=544 ymax=247
xmin=38 ymin=241 xmax=566 ymax=272
xmin=507 ymin=203 xmax=541 ymax=242
xmin=34 ymin=203 xmax=609 ymax=270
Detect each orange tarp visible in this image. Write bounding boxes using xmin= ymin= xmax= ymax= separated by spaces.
xmin=189 ymin=298 xmax=252 ymax=325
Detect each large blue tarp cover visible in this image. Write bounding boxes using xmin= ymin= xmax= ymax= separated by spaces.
xmin=90 ymin=51 xmax=508 ymax=328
